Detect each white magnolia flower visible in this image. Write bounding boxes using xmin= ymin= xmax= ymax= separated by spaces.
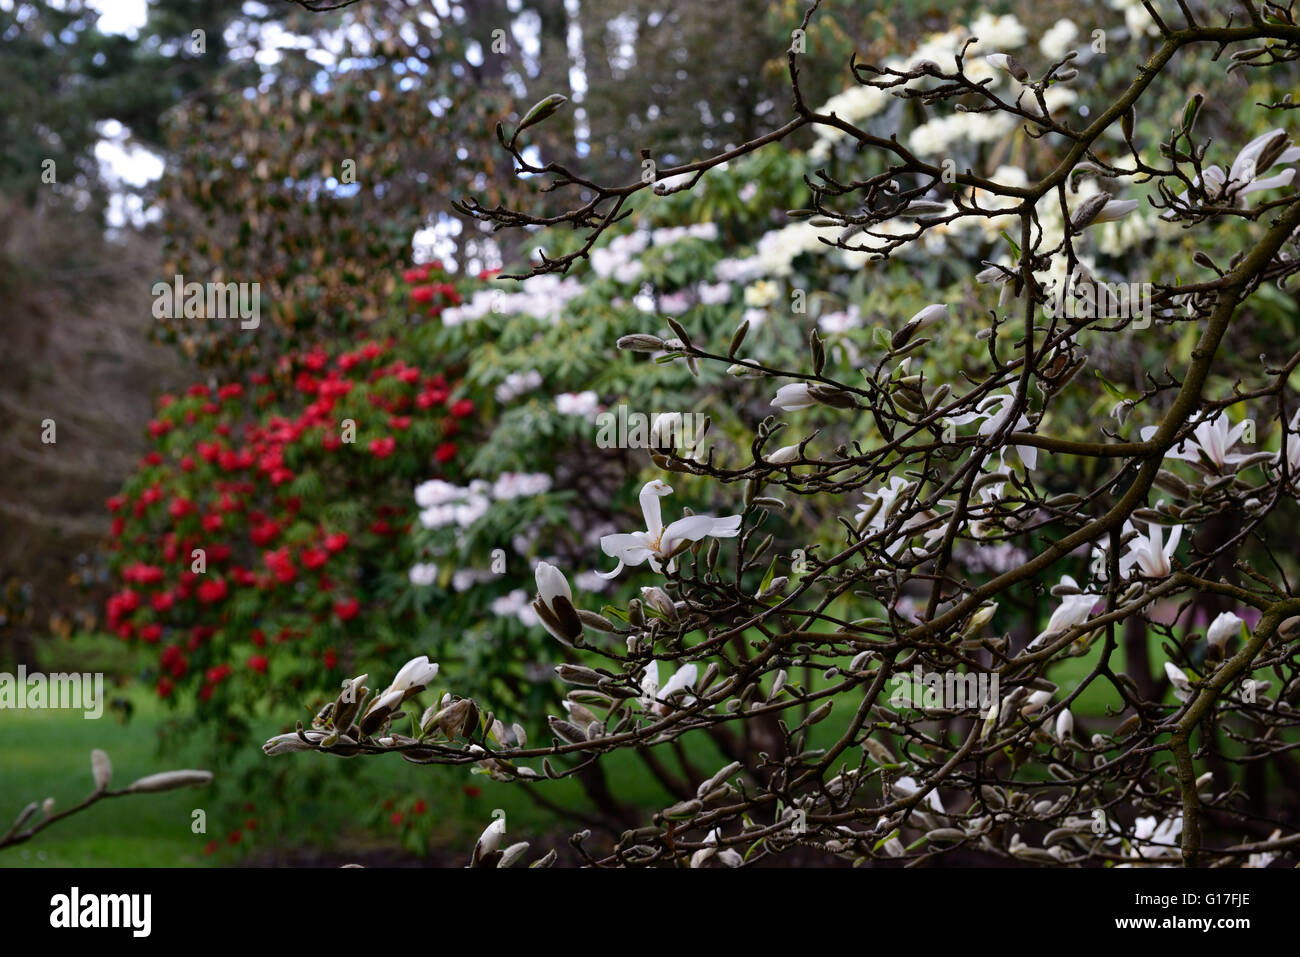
xmin=598 ymin=480 xmax=742 ymax=578
xmin=765 ymin=443 xmax=802 ymax=465
xmin=1055 ymin=708 xmax=1075 ymax=740
xmin=1226 ymin=129 xmax=1299 ymax=200
xmin=1092 ymin=199 xmax=1139 ymax=224
xmin=894 ymin=775 xmax=945 ymax=814
xmin=1131 ymin=813 xmax=1183 ymax=856
xmin=1164 ymin=661 xmax=1193 ymax=702
xmin=1206 ymin=611 xmax=1244 ymax=651
xmin=1140 ymin=414 xmax=1249 ymax=471
xmin=262 ymin=729 xmax=329 ymax=755
xmin=1030 ymin=575 xmax=1099 ymax=648
xmin=1021 ymin=689 xmax=1053 ymax=715
xmin=1124 ymin=518 xmax=1183 ymax=578
xmin=640 ymin=660 xmax=699 ymax=715
xmin=985 ymin=52 xmax=1026 ymax=81
xmin=771 ymin=383 xmax=816 ymax=412
xmin=533 ymin=561 xmax=583 ymax=644
xmin=690 ymin=827 xmax=744 ymax=868
xmin=1280 ymin=408 xmax=1300 ymax=474
xmin=947 ymin=393 xmax=1038 ymax=470
xmin=856 ymin=475 xmax=910 ymax=535
xmin=387 ymin=655 xmax=439 ymax=697
xmin=476 ymin=816 xmax=507 ymax=856
xmin=1164 ymin=129 xmax=1298 ymax=215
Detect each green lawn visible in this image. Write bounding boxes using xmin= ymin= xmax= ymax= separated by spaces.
xmin=1 ymin=617 xmax=1181 ymax=867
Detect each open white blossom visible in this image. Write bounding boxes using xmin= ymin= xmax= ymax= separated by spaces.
xmin=947 ymin=393 xmax=1038 ymax=470
xmin=1125 ymin=518 xmax=1183 ymax=579
xmin=1140 ymin=414 xmax=1250 ymax=471
xmin=1030 ymin=575 xmax=1099 ymax=648
xmin=640 ymin=660 xmax=699 ymax=716
xmin=598 ymin=480 xmax=742 ymax=578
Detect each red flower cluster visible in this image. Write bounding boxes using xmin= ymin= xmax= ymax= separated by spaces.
xmin=403 ymin=262 xmax=463 ymax=316
xmin=104 ymin=265 xmax=484 ymax=712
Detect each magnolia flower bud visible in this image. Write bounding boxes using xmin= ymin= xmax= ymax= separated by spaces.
xmin=1070 ymin=193 xmax=1111 ymax=230
xmin=359 ymin=687 xmax=405 ymax=735
xmin=771 ymin=383 xmax=815 ymax=411
xmin=617 ymin=334 xmax=666 ymax=352
xmin=1206 ymin=611 xmax=1244 ymax=651
xmin=125 ymin=770 xmax=213 ymax=794
xmin=562 ymin=700 xmax=600 ymax=728
xmin=1021 ymin=689 xmax=1053 ymax=715
xmin=891 ymin=303 xmax=949 ymax=349
xmin=533 ymin=561 xmax=584 ymax=646
xmin=91 ymin=749 xmax=112 ymax=791
xmin=477 ymin=817 xmax=507 ymax=856
xmin=1164 ymin=661 xmax=1193 ymax=700
xmin=386 ymin=656 xmax=439 ymax=699
xmin=548 ymin=716 xmax=587 ymax=744
xmin=765 ymin=443 xmax=802 ymax=465
xmin=263 ymin=731 xmax=325 ymax=755
xmin=639 ymin=586 xmax=678 ymax=620
xmin=555 ymin=663 xmax=603 ymax=686
xmin=986 ymin=53 xmax=1029 ymax=82
xmin=498 ymin=841 xmax=531 ymax=868
xmin=428 ymin=698 xmax=474 ymax=739
xmin=510 ymin=93 xmax=568 ymax=143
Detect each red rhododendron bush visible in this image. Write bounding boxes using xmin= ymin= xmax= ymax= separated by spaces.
xmin=104 ymin=264 xmax=482 ymax=746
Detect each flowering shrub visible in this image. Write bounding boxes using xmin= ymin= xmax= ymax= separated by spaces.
xmin=105 ymin=264 xmax=486 ymax=745
xmin=266 ymin=0 xmax=1300 ymax=869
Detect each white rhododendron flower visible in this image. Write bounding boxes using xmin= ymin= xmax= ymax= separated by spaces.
xmin=408 ymin=562 xmax=438 ymax=586
xmin=1039 ymin=19 xmax=1078 ymax=60
xmin=555 ymin=390 xmax=600 ymax=418
xmin=598 ymin=480 xmax=742 ymax=578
